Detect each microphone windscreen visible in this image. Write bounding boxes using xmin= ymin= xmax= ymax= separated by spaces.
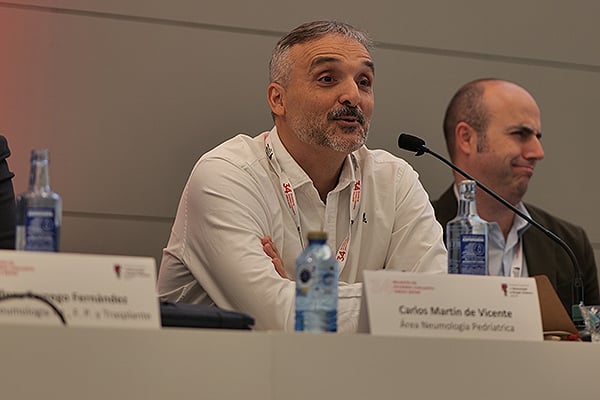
xmin=398 ymin=133 xmax=426 ymax=152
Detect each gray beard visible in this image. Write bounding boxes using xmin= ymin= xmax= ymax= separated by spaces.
xmin=291 ymin=116 xmax=369 ymax=153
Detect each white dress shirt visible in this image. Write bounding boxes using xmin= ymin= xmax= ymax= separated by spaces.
xmin=452 ymin=184 xmax=531 ymax=277
xmin=487 ymin=203 xmax=531 ymax=277
xmin=157 ymin=127 xmax=447 ymax=332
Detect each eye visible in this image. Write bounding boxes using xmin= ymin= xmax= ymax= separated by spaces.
xmin=318 ymin=75 xmax=335 ymax=84
xmin=512 ymin=128 xmax=539 ymax=141
xmin=514 ymin=132 xmax=530 ymax=142
xmin=358 ymin=77 xmax=372 ymax=87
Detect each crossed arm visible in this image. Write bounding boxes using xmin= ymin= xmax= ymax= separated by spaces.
xmin=262 ymin=236 xmax=288 ymax=279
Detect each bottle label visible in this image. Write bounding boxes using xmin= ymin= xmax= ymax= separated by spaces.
xmin=294 ymin=246 xmax=338 ymax=332
xmin=459 ymin=234 xmax=487 ymax=275
xmin=24 ymin=207 xmax=58 ymax=251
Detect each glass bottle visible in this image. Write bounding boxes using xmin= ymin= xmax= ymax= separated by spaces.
xmin=295 ymin=231 xmax=338 ymax=332
xmin=15 ymin=149 xmax=62 ymax=251
xmin=446 ymin=180 xmax=488 ymax=275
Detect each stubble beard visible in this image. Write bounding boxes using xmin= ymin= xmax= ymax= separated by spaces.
xmin=290 ymin=109 xmax=370 ymax=154
xmin=476 ymin=139 xmax=531 ymax=203
xmin=511 ymin=167 xmax=532 ymax=202
xmin=481 ymin=157 xmax=531 ymax=205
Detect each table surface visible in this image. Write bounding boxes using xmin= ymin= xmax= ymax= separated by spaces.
xmin=1 ymin=324 xmax=596 ymax=399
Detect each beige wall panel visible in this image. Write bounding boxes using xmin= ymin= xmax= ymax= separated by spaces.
xmin=1 ymin=2 xmax=599 ymax=269
xmin=1 ymin=7 xmax=275 ymax=218
xmin=8 ymin=0 xmax=600 ymax=65
xmin=62 ymin=215 xmax=172 ymax=263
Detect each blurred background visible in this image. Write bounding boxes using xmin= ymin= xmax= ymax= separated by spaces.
xmin=1 ymin=1 xmax=599 ymax=273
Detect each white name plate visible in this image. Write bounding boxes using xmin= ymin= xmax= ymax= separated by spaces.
xmin=0 ymin=250 xmax=160 ymax=329
xmin=361 ymin=271 xmax=543 ymax=341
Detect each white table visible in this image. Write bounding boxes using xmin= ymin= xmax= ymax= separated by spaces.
xmin=1 ymin=325 xmax=595 ymax=399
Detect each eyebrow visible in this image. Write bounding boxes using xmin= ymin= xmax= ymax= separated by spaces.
xmin=309 ymin=56 xmax=375 ymax=74
xmin=509 ymin=125 xmax=543 ymax=137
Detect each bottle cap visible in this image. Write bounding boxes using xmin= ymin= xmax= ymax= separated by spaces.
xmin=458 ymin=180 xmax=476 ymax=199
xmin=31 ymin=149 xmax=50 ymax=163
xmin=306 ymin=231 xmax=328 ymax=241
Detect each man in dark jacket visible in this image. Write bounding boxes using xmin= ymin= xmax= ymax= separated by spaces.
xmin=432 ymin=78 xmax=600 ymax=317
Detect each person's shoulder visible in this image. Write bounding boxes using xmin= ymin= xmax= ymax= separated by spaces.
xmin=431 ymin=185 xmax=456 ymax=226
xmin=200 ymin=132 xmax=267 ymax=165
xmin=431 ymin=185 xmax=454 ymax=207
xmin=355 ymin=146 xmax=411 ymax=168
xmin=355 ymin=147 xmax=416 ymax=183
xmin=525 ymin=202 xmax=587 ymax=238
xmin=187 ymin=132 xmax=271 ymax=188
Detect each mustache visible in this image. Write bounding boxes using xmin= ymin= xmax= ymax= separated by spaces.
xmin=328 ymin=106 xmax=366 ymax=126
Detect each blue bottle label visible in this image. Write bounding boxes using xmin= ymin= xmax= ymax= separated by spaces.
xmin=459 ymin=234 xmax=487 ymax=275
xmin=24 ymin=207 xmax=58 ymax=251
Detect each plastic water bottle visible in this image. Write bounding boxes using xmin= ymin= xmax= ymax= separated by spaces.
xmin=15 ymin=149 xmax=62 ymax=251
xmin=446 ymin=180 xmax=488 ymax=275
xmin=295 ymin=231 xmax=338 ymax=332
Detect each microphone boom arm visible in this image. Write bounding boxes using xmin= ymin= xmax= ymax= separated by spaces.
xmin=405 ymin=138 xmax=585 ymax=315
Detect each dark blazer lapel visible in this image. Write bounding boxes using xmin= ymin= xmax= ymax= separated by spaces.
xmin=522 ymin=205 xmax=575 ymax=313
xmin=522 ymin=222 xmax=561 ymax=282
xmin=431 ymin=185 xmax=457 ymax=240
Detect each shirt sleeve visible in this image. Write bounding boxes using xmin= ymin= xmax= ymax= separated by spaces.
xmin=385 ymin=163 xmax=447 ymax=274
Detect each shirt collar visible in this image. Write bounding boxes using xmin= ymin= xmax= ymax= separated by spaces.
xmin=513 ymin=202 xmax=532 ymax=235
xmin=270 ymin=126 xmax=360 ymax=192
xmin=452 ymin=183 xmax=531 ymax=236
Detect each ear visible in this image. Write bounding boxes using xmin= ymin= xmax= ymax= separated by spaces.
xmin=455 ymin=121 xmax=478 ymax=156
xmin=267 ymin=82 xmax=285 ymax=117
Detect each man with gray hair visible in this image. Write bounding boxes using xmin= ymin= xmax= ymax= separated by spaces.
xmin=158 ymin=20 xmax=446 ymax=332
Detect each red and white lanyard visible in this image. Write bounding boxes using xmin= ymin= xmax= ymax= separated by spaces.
xmin=264 ymin=132 xmax=362 ymax=272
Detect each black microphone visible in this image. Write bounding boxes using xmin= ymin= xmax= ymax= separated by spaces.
xmin=398 ymin=133 xmax=585 ymax=320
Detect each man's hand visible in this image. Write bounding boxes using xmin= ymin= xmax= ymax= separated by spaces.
xmin=261 ymin=236 xmax=289 ymax=279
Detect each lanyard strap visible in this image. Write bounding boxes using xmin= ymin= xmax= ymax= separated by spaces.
xmin=264 ymin=132 xmax=362 ymax=272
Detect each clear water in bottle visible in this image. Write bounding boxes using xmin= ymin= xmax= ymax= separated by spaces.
xmin=15 ymin=149 xmax=62 ymax=252
xmin=295 ymin=231 xmax=338 ymax=332
xmin=446 ymin=180 xmax=488 ymax=275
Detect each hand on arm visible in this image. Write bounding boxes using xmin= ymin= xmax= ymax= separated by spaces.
xmin=262 ymin=236 xmax=289 ymax=279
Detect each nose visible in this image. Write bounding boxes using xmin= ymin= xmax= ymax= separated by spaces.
xmin=338 ymin=79 xmax=361 ymax=107
xmin=525 ymin=135 xmax=545 ymax=161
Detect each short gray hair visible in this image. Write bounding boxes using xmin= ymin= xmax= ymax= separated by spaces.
xmin=269 ymin=20 xmax=373 ymax=86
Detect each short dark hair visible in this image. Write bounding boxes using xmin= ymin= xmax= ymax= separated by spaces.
xmin=442 ymin=78 xmax=503 ymax=159
xmin=269 ymin=20 xmax=373 ymax=86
